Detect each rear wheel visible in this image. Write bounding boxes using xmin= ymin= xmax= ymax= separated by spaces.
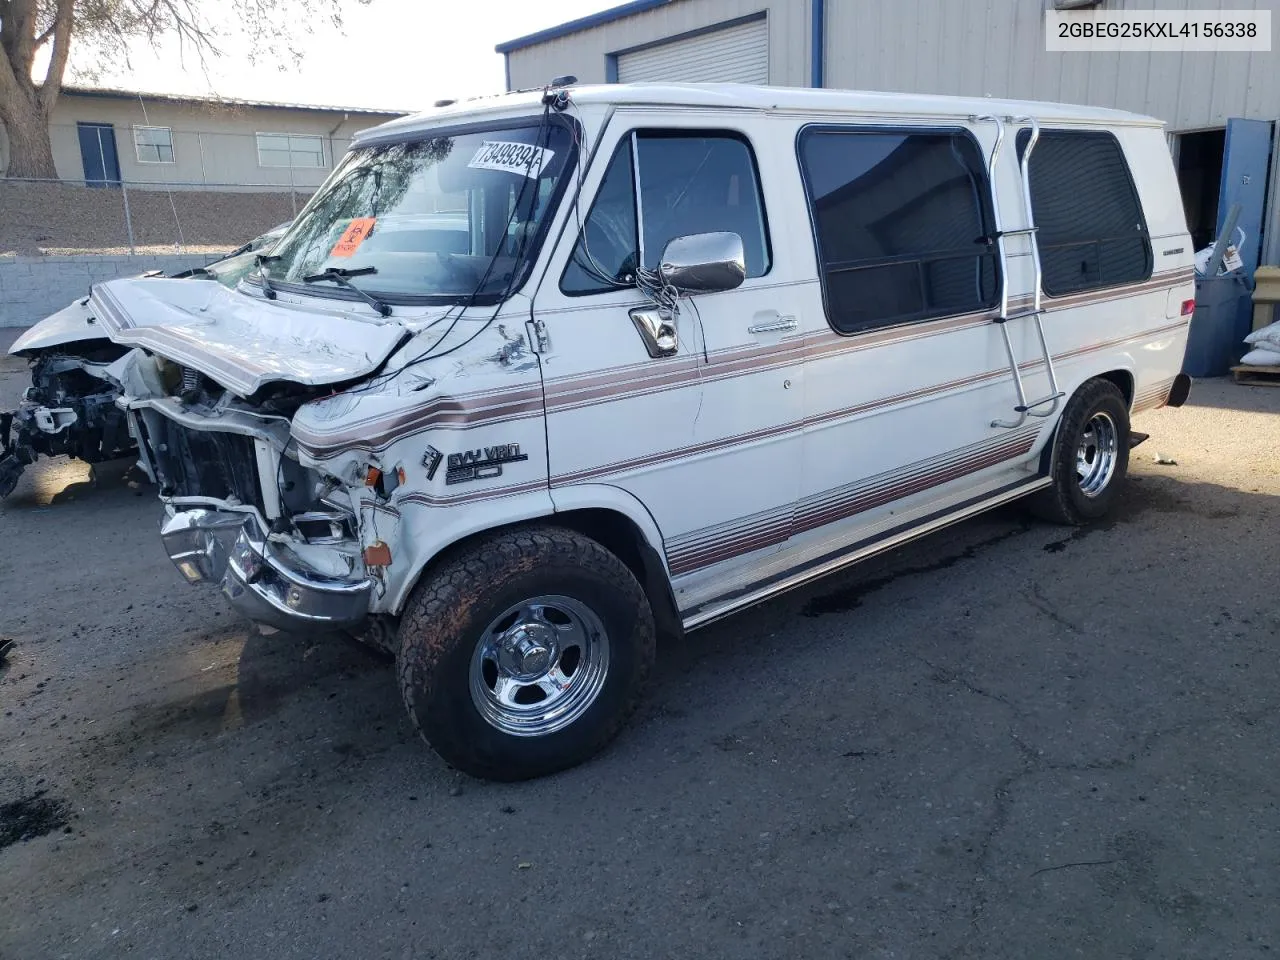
xmin=1029 ymin=378 xmax=1130 ymax=525
xmin=397 ymin=526 xmax=655 ymax=781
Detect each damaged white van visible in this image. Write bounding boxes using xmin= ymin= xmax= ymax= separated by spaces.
xmin=91 ymin=83 xmax=1193 ymax=780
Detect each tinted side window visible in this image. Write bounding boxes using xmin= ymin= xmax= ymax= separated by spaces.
xmin=635 ymin=134 xmax=770 ymax=277
xmin=561 ymin=140 xmax=639 ymax=295
xmin=560 ymin=131 xmax=770 ymax=296
xmin=1019 ymin=130 xmax=1152 ymax=296
xmin=798 ymin=128 xmax=999 ymax=334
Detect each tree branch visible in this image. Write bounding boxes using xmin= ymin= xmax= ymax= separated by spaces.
xmin=4 ymin=0 xmax=37 ymax=72
xmin=36 ymin=0 xmax=73 ymax=114
xmin=0 ymin=3 xmax=29 ymax=108
xmin=33 ymin=22 xmax=57 ymax=48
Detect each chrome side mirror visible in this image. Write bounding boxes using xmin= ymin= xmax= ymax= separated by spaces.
xmin=657 ymin=232 xmax=746 ymax=294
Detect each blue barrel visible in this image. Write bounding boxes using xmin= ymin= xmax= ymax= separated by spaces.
xmin=1183 ymin=274 xmax=1254 ymax=377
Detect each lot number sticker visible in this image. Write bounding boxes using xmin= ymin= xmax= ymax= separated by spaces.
xmin=468 ymin=141 xmax=554 ymax=178
xmin=330 ymin=217 xmax=377 ymax=258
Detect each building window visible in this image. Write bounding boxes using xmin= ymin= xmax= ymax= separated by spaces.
xmin=256 ymin=132 xmax=326 ymax=169
xmin=562 ymin=130 xmax=771 ymax=296
xmin=797 ymin=127 xmax=999 ymax=335
xmin=1019 ymin=130 xmax=1152 ymax=296
xmin=133 ymin=125 xmax=174 ymax=163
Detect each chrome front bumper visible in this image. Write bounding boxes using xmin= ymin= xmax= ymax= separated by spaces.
xmin=160 ymin=509 xmax=373 ymax=632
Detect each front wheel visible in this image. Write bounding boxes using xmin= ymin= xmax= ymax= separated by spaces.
xmin=1029 ymin=378 xmax=1131 ymax=525
xmin=397 ymin=526 xmax=655 ymax=781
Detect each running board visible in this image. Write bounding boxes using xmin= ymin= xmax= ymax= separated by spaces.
xmin=682 ymin=475 xmax=1052 ymax=632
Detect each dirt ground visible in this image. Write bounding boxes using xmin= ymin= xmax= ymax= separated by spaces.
xmin=1 ymin=330 xmax=1279 ymax=959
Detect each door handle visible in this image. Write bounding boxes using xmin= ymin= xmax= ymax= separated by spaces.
xmin=748 ymin=315 xmax=798 ymax=334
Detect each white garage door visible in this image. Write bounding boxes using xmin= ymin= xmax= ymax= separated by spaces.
xmin=617 ymin=18 xmax=768 ymax=85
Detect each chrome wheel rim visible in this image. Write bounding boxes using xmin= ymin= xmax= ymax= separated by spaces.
xmin=469 ymin=595 xmax=610 ymax=737
xmin=1075 ymin=411 xmax=1119 ymax=497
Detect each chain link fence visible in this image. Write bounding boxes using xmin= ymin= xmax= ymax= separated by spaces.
xmin=1 ymin=127 xmax=358 ymax=256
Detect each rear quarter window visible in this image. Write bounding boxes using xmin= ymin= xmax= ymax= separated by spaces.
xmin=1017 ymin=129 xmax=1153 ymax=297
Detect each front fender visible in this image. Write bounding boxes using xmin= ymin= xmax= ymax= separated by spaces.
xmin=382 ymin=485 xmax=558 ymax=614
xmin=9 ymin=298 xmax=100 ymax=355
xmin=548 ymin=482 xmax=670 ymax=573
xmin=383 ymin=482 xmax=673 ymax=619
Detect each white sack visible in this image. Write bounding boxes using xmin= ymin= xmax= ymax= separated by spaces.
xmin=1240 ymin=347 xmax=1280 ymax=366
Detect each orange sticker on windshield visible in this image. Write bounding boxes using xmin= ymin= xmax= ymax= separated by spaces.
xmin=330 ymin=217 xmax=376 ymax=258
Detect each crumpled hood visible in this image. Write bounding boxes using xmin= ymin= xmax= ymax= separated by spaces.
xmin=91 ymin=277 xmax=409 ymax=396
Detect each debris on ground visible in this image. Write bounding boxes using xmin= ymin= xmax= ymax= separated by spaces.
xmin=1154 ymin=452 xmax=1178 ymax=465
xmin=0 ymin=793 xmax=70 ymax=849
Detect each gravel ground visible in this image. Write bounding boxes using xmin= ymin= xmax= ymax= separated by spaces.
xmin=0 ymin=181 xmax=297 ymax=256
xmin=1 ymin=330 xmax=1278 ymax=959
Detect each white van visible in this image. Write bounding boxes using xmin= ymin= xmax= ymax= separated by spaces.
xmin=90 ymin=83 xmax=1193 ymax=780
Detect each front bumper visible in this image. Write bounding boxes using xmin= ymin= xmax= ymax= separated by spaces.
xmin=160 ymin=508 xmax=373 ymax=632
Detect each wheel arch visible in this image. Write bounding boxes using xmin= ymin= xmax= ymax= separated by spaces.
xmin=1038 ymin=368 xmax=1134 ymax=476
xmin=390 ymin=484 xmax=682 ymax=641
xmin=1096 ymin=367 xmax=1135 ymax=409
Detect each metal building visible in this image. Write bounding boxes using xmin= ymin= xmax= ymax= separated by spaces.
xmin=497 ymin=0 xmax=1280 ymax=272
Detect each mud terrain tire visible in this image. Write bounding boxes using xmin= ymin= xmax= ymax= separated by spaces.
xmin=397 ymin=526 xmax=655 ymax=781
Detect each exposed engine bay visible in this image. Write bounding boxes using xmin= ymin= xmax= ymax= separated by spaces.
xmin=1 ymin=222 xmax=290 ymax=498
xmin=0 ymin=341 xmax=133 ymax=498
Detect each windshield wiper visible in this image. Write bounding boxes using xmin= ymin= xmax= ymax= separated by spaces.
xmin=255 ymin=253 xmax=281 ymax=300
xmin=302 ymin=266 xmax=392 ymax=317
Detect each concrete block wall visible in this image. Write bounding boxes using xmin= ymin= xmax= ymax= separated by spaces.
xmin=0 ymin=253 xmax=220 ymax=327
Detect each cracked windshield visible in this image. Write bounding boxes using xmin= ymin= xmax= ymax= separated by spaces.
xmin=261 ymin=120 xmax=573 ymax=301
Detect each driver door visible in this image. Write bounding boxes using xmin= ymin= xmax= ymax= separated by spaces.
xmin=532 ymin=113 xmax=805 ymax=610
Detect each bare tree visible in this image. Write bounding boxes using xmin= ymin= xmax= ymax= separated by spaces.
xmin=0 ymin=0 xmax=370 ymax=178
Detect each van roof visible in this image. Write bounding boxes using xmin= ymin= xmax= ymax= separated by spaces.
xmin=355 ymin=83 xmax=1164 ymax=145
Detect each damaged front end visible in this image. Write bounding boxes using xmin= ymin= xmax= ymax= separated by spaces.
xmin=160 ymin=508 xmax=373 ymax=632
xmin=124 ymin=362 xmax=377 ymax=632
xmin=1 ymin=344 xmax=134 ymax=498
xmin=1 ymin=225 xmax=294 ymax=499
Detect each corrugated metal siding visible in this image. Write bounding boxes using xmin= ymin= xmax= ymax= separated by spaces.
xmin=824 ymin=0 xmax=1280 ymax=132
xmin=617 ymin=18 xmax=769 ymax=83
xmin=506 ymin=0 xmax=809 ymax=89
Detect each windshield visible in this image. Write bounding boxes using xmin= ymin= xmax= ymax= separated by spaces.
xmin=202 ymin=251 xmax=261 ymax=289
xmin=260 ymin=118 xmax=573 ymax=304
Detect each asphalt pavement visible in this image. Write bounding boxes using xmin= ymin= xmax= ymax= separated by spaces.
xmin=2 ymin=327 xmax=1279 ymax=959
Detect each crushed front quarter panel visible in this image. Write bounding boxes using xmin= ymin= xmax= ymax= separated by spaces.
xmin=290 ymin=312 xmax=552 ymax=615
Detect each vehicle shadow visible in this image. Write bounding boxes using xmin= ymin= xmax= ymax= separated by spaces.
xmin=181 ymin=466 xmax=1280 ymax=785
xmin=113 ymin=624 xmax=396 ymax=748
xmin=55 ymin=465 xmax=1279 ymax=810
xmin=650 ymin=469 xmax=1278 ymax=699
